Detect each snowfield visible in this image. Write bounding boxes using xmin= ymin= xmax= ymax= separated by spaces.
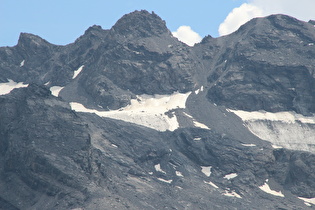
xmin=228 ymin=109 xmax=315 ymax=153
xmin=70 ymin=92 xmax=191 ymax=131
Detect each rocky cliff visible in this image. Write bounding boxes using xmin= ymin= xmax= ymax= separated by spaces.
xmin=0 ymin=10 xmax=314 ymax=209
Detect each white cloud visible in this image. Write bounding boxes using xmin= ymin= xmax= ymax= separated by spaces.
xmin=251 ymin=0 xmax=315 ymax=21
xmin=219 ymin=0 xmax=315 ymax=36
xmin=218 ymin=3 xmax=264 ymax=36
xmin=172 ymin=26 xmax=202 ymax=46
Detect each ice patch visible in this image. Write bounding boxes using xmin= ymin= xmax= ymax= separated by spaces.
xmin=204 ymin=181 xmax=219 ymax=189
xmin=201 ymin=166 xmax=212 ymax=177
xmin=298 ymin=197 xmax=315 ymax=206
xmin=155 ymin=164 xmax=166 ymax=174
xmin=73 ymin=65 xmax=84 ymax=79
xmin=223 ymin=189 xmax=242 ymax=198
xmin=44 ymin=81 xmax=50 ymax=86
xmin=157 ymin=178 xmax=172 ymax=183
xmin=224 ymin=173 xmax=238 ymax=180
xmin=0 ymin=79 xmax=28 ymax=95
xmin=111 ymin=144 xmax=118 ymax=148
xmin=228 ymin=109 xmax=315 ymax=124
xmin=20 ymin=60 xmax=25 ymax=67
xmin=50 ymin=86 xmax=64 ymax=97
xmin=229 ymin=109 xmax=315 ymax=153
xmin=176 ymin=171 xmax=184 ymax=177
xmin=194 ymin=137 xmax=202 ymax=141
xmin=70 ymin=92 xmax=191 ymax=131
xmin=259 ymin=180 xmax=284 ymax=197
xmin=241 ymin=143 xmax=256 ymax=147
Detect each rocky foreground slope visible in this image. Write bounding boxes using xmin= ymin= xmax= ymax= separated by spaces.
xmin=0 ymin=10 xmax=315 ymax=209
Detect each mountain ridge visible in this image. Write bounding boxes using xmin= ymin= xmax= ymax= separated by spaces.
xmin=0 ymin=10 xmax=315 ymax=209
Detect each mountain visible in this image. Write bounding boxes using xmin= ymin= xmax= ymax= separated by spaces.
xmin=0 ymin=10 xmax=315 ymax=209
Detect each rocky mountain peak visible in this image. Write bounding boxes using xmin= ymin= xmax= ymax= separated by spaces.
xmin=17 ymin=32 xmax=52 ymax=49
xmin=79 ymin=25 xmax=108 ymax=40
xmin=110 ymin=10 xmax=170 ymax=39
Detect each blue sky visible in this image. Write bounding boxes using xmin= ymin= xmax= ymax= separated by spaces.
xmin=1 ymin=0 xmax=314 ymax=47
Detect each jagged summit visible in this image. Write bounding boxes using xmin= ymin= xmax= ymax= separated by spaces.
xmin=110 ymin=10 xmax=170 ymax=38
xmin=17 ymin=32 xmax=53 ymax=48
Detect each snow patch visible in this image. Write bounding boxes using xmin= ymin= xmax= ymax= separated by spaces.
xmin=0 ymin=79 xmax=28 ymax=95
xmin=73 ymin=65 xmax=84 ymax=79
xmin=259 ymin=180 xmax=284 ymax=197
xmin=155 ymin=164 xmax=166 ymax=174
xmin=223 ymin=189 xmax=242 ymax=198
xmin=201 ymin=166 xmax=212 ymax=177
xmin=204 ymin=181 xmax=219 ymax=189
xmin=272 ymin=145 xmax=283 ymax=149
xmin=194 ymin=86 xmax=204 ymax=95
xmin=298 ymin=197 xmax=315 ymax=206
xmin=241 ymin=143 xmax=256 ymax=147
xmin=50 ymin=86 xmax=64 ymax=97
xmin=228 ymin=109 xmax=315 ymax=124
xmin=183 ymin=112 xmax=210 ymax=130
xmin=176 ymin=171 xmax=184 ymax=177
xmin=70 ymin=92 xmax=191 ymax=131
xmin=193 ymin=120 xmax=211 ymax=130
xmin=20 ymin=60 xmax=25 ymax=67
xmin=224 ymin=173 xmax=238 ymax=180
xmin=157 ymin=178 xmax=172 ymax=183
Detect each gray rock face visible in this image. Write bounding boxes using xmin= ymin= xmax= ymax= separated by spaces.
xmin=0 ymin=10 xmax=315 ymax=209
xmin=196 ymin=15 xmax=315 ymax=115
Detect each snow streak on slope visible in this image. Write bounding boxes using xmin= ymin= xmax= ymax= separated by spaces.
xmin=20 ymin=60 xmax=25 ymax=67
xmin=259 ymin=180 xmax=284 ymax=197
xmin=0 ymin=79 xmax=28 ymax=95
xmin=224 ymin=173 xmax=238 ymax=180
xmin=72 ymin=65 xmax=84 ymax=79
xmin=298 ymin=197 xmax=315 ymax=206
xmin=223 ymin=189 xmax=242 ymax=198
xmin=228 ymin=109 xmax=315 ymax=153
xmin=70 ymin=92 xmax=191 ymax=131
xmin=182 ymin=112 xmax=211 ymax=130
